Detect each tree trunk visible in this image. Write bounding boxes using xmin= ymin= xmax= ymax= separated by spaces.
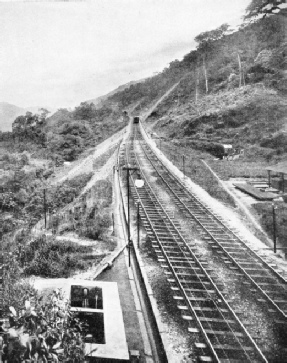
xmin=195 ymin=69 xmax=199 ymax=104
xmin=203 ymin=56 xmax=208 ymax=93
xmin=237 ymin=52 xmax=245 ymax=87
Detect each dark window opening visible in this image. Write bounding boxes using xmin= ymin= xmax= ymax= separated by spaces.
xmin=71 ymin=285 xmax=103 ymax=309
xmin=77 ymin=311 xmax=105 ymax=344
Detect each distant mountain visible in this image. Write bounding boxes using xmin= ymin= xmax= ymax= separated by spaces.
xmin=0 ymin=102 xmax=25 ymax=132
xmin=86 ymin=79 xmax=146 ymax=108
xmin=0 ymin=102 xmax=55 ymax=132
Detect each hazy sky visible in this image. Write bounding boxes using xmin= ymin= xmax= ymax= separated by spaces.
xmin=0 ymin=0 xmax=251 ymax=109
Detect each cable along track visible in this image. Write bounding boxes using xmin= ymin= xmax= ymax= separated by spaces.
xmin=119 ymin=127 xmax=266 ymax=362
xmin=135 ymin=124 xmax=287 ymax=321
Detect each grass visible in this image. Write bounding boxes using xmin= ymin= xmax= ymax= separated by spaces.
xmin=158 ymin=140 xmax=237 ymax=208
xmin=253 ymin=202 xmax=287 ymax=249
xmin=207 ymin=159 xmax=267 ymax=180
xmin=23 ymin=235 xmax=95 ymax=278
xmin=149 ymin=84 xmax=287 ymax=166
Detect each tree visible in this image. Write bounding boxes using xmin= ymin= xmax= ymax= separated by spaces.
xmin=195 ymin=24 xmax=230 ymax=94
xmin=245 ymin=0 xmax=287 ymax=19
xmin=12 ymin=115 xmax=26 ymax=141
xmin=12 ymin=111 xmax=48 ymax=144
xmin=37 ymin=108 xmax=50 ymax=126
xmin=73 ymin=102 xmax=96 ymax=121
xmin=237 ymin=51 xmax=246 ymax=87
xmin=194 ymin=23 xmax=230 ymax=45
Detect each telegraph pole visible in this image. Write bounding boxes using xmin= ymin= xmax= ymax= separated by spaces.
xmin=0 ymin=230 xmax=3 ymax=321
xmin=123 ymin=165 xmax=144 ymax=266
xmin=43 ymin=188 xmax=47 ymax=229
xmin=272 ymin=203 xmax=277 ymax=253
xmin=137 ymin=202 xmax=140 ymax=249
xmin=182 ymin=155 xmax=185 ymax=177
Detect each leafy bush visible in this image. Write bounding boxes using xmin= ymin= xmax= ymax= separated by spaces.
xmin=23 ymin=235 xmax=93 ymax=277
xmin=78 ymin=212 xmax=111 ymax=240
xmin=1 ymin=241 xmax=86 ymax=362
xmin=187 ymin=140 xmax=225 ymax=158
xmin=247 ymin=63 xmax=275 ymax=83
xmin=260 ymin=133 xmax=287 ymax=152
xmin=2 ymin=288 xmax=85 ymax=362
xmin=243 ymin=145 xmax=276 ymax=162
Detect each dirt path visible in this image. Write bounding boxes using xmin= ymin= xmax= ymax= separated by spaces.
xmin=141 ymin=81 xmax=180 ymax=122
xmin=32 ymin=127 xmax=127 ymax=286
xmin=52 ymin=127 xmax=126 ymax=184
xmin=32 ymin=129 xmax=124 ymax=235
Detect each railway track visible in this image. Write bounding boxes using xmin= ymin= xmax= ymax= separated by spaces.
xmin=119 ymin=126 xmax=267 ymax=362
xmin=134 ymin=125 xmax=287 ymax=323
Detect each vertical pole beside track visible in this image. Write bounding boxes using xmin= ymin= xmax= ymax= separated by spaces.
xmin=0 ymin=231 xmax=3 ymax=323
xmin=273 ymin=203 xmax=277 ymax=253
xmin=43 ymin=188 xmax=47 ymax=229
xmin=127 ymin=168 xmax=131 ymax=267
xmin=137 ymin=202 xmax=140 ymax=249
xmin=268 ymin=170 xmax=271 ymax=188
xmin=182 ymin=155 xmax=185 ymax=178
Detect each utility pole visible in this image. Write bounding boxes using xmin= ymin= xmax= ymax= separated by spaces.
xmin=137 ymin=202 xmax=140 ymax=249
xmin=43 ymin=188 xmax=47 ymax=229
xmin=126 ymin=168 xmax=131 ymax=266
xmin=203 ymin=55 xmax=208 ymax=94
xmin=0 ymin=230 xmax=3 ymax=322
xmin=182 ymin=155 xmax=185 ymax=178
xmin=272 ymin=203 xmax=277 ymax=253
xmin=123 ymin=165 xmax=145 ymax=266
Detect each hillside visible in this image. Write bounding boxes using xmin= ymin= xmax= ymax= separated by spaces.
xmin=98 ymin=13 xmax=287 ymax=162
xmin=86 ymin=78 xmax=146 ymax=108
xmin=2 ymin=11 xmax=286 ymax=166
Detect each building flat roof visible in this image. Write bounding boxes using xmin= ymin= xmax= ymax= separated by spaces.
xmin=69 ymin=280 xmax=129 ymax=362
xmin=266 ymin=161 xmax=287 ymax=175
xmin=35 ymin=279 xmax=129 ymax=362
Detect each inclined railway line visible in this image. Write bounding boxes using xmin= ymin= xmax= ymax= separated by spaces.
xmin=134 ymin=125 xmax=287 ymax=323
xmin=119 ymin=127 xmax=267 ymax=362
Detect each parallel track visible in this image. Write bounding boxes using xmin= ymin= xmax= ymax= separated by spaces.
xmin=134 ymin=124 xmax=287 ymax=322
xmin=119 ymin=124 xmax=267 ymax=362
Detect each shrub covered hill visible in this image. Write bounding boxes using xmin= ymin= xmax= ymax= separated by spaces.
xmin=0 ymin=102 xmax=128 ymax=165
xmin=103 ymin=6 xmax=287 ymax=162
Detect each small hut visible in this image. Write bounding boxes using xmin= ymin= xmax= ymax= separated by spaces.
xmin=266 ymin=161 xmax=287 ymax=193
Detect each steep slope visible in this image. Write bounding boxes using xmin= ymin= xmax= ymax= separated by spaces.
xmin=98 ymin=13 xmax=287 ymax=162
xmin=86 ymin=79 xmax=146 ymax=108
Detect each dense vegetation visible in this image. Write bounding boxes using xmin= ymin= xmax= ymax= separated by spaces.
xmin=101 ymin=9 xmax=287 ymax=162
xmin=1 ymin=277 xmax=85 ymax=362
xmin=0 ymin=150 xmax=93 ymax=238
xmin=0 ymin=101 xmax=126 ymax=164
xmin=22 ymin=235 xmax=94 ymax=278
xmin=1 ymin=241 xmax=86 ymax=361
